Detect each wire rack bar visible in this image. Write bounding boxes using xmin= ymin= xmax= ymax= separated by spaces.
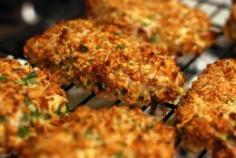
xmin=0 ymin=1 xmax=234 ymax=158
xmin=198 ymin=149 xmax=208 ymax=158
xmin=78 ymin=93 xmax=96 ymax=105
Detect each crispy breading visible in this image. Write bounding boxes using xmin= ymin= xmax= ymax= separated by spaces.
xmin=0 ymin=58 xmax=68 ymax=153
xmin=85 ymin=0 xmax=213 ymax=56
xmin=224 ymin=1 xmax=236 ymax=41
xmin=19 ymin=106 xmax=175 ymax=158
xmin=176 ymin=59 xmax=236 ymax=158
xmin=24 ymin=19 xmax=184 ymax=106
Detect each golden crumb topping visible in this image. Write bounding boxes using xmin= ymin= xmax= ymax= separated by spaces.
xmin=24 ymin=19 xmax=184 ymax=106
xmin=20 ymin=106 xmax=175 ymax=158
xmin=176 ymin=59 xmax=236 ymax=158
xmin=86 ymin=0 xmax=213 ymax=56
xmin=0 ymin=58 xmax=68 ymax=153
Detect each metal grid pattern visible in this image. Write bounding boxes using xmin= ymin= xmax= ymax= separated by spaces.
xmin=0 ymin=0 xmax=235 ymax=158
xmin=50 ymin=1 xmax=236 ymax=157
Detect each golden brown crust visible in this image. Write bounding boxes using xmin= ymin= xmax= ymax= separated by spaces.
xmin=86 ymin=0 xmax=214 ymax=56
xmin=20 ymin=106 xmax=175 ymax=158
xmin=176 ymin=59 xmax=236 ymax=158
xmin=24 ymin=19 xmax=184 ymax=106
xmin=0 ymin=58 xmax=68 ymax=153
xmin=224 ymin=1 xmax=236 ymax=41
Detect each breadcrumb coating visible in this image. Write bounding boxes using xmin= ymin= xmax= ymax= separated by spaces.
xmin=24 ymin=19 xmax=184 ymax=106
xmin=224 ymin=1 xmax=236 ymax=41
xmin=0 ymin=58 xmax=68 ymax=153
xmin=19 ymin=106 xmax=175 ymax=158
xmin=86 ymin=0 xmax=213 ymax=56
xmin=176 ymin=59 xmax=236 ymax=158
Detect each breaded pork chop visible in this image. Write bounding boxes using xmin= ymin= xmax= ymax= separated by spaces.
xmin=24 ymin=19 xmax=184 ymax=106
xmin=20 ymin=106 xmax=175 ymax=158
xmin=86 ymin=0 xmax=213 ymax=56
xmin=176 ymin=59 xmax=236 ymax=158
xmin=224 ymin=0 xmax=236 ymax=42
xmin=0 ymin=58 xmax=68 ymax=153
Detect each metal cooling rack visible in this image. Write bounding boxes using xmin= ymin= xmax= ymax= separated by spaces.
xmin=0 ymin=0 xmax=235 ymax=158
xmin=65 ymin=2 xmax=235 ymax=157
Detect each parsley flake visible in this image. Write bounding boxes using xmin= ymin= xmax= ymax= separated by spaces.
xmin=146 ymin=123 xmax=154 ymax=130
xmin=31 ymin=110 xmax=41 ymax=118
xmin=24 ymin=96 xmax=37 ymax=112
xmin=116 ymin=44 xmax=125 ymax=50
xmin=121 ymin=89 xmax=128 ymax=96
xmin=0 ymin=116 xmax=7 ymax=123
xmin=78 ymin=44 xmax=89 ymax=53
xmin=44 ymin=113 xmax=52 ymax=120
xmin=141 ymin=21 xmax=150 ymax=27
xmin=56 ymin=105 xmax=70 ymax=117
xmin=18 ymin=126 xmax=30 ymax=138
xmin=84 ymin=129 xmax=93 ymax=139
xmin=96 ymin=81 xmax=106 ymax=91
xmin=114 ymin=151 xmax=124 ymax=158
xmin=149 ymin=34 xmax=158 ymax=43
xmin=20 ymin=72 xmax=37 ymax=85
xmin=0 ymin=75 xmax=6 ymax=81
xmin=95 ymin=45 xmax=101 ymax=50
xmin=24 ymin=96 xmax=33 ymax=106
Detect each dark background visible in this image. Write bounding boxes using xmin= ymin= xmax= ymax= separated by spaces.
xmin=0 ymin=0 xmax=85 ymax=58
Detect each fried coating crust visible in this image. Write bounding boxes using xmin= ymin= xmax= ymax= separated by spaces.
xmin=85 ymin=0 xmax=213 ymax=56
xmin=224 ymin=1 xmax=236 ymax=41
xmin=0 ymin=58 xmax=68 ymax=153
xmin=176 ymin=59 xmax=236 ymax=158
xmin=24 ymin=19 xmax=184 ymax=106
xmin=19 ymin=106 xmax=175 ymax=158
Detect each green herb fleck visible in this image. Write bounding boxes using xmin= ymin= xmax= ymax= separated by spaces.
xmin=0 ymin=116 xmax=7 ymax=123
xmin=20 ymin=72 xmax=37 ymax=85
xmin=113 ymin=32 xmax=122 ymax=36
xmin=96 ymin=81 xmax=106 ymax=91
xmin=227 ymin=134 xmax=235 ymax=141
xmin=0 ymin=75 xmax=6 ymax=81
xmin=66 ymin=104 xmax=73 ymax=112
xmin=24 ymin=96 xmax=33 ymax=106
xmin=18 ymin=126 xmax=30 ymax=138
xmin=56 ymin=106 xmax=63 ymax=117
xmin=84 ymin=79 xmax=91 ymax=86
xmin=31 ymin=110 xmax=41 ymax=118
xmin=24 ymin=96 xmax=36 ymax=112
xmin=141 ymin=21 xmax=150 ymax=27
xmin=78 ymin=44 xmax=89 ymax=53
xmin=84 ymin=129 xmax=93 ymax=139
xmin=23 ymin=96 xmax=41 ymax=120
xmin=56 ymin=105 xmax=70 ymax=117
xmin=146 ymin=123 xmax=154 ymax=130
xmin=114 ymin=151 xmax=124 ymax=158
xmin=138 ymin=95 xmax=144 ymax=101
xmin=116 ymin=44 xmax=125 ymax=50
xmin=95 ymin=45 xmax=101 ymax=50
xmin=149 ymin=34 xmax=158 ymax=43
xmin=21 ymin=114 xmax=30 ymax=122
xmin=44 ymin=113 xmax=52 ymax=120
xmin=121 ymin=89 xmax=127 ymax=96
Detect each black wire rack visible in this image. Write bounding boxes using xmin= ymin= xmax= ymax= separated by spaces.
xmin=0 ymin=0 xmax=235 ymax=158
